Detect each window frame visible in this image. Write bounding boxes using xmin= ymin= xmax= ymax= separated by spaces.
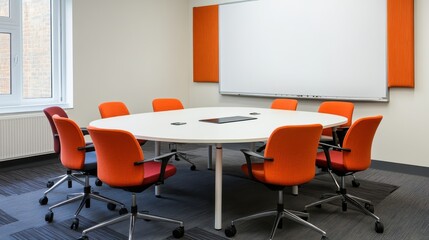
xmin=0 ymin=0 xmax=73 ymax=114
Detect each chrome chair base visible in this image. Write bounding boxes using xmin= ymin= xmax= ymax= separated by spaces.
xmin=43 ymin=172 xmax=85 ymax=196
xmin=232 ymin=208 xmax=326 ymax=240
xmin=305 ymin=174 xmax=384 ymax=233
xmin=45 ymin=175 xmax=126 ymax=230
xmin=227 ymin=190 xmax=327 ymax=240
xmin=305 ymin=192 xmax=380 ymax=222
xmin=80 ymin=193 xmax=184 ymax=240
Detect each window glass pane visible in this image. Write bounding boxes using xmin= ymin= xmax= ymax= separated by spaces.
xmin=22 ymin=0 xmax=52 ymax=99
xmin=0 ymin=0 xmax=9 ymax=17
xmin=0 ymin=33 xmax=10 ymax=95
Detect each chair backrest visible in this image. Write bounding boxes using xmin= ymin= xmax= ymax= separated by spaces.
xmin=270 ymin=98 xmax=298 ymax=110
xmin=52 ymin=115 xmax=86 ymax=170
xmin=98 ymin=101 xmax=130 ymax=118
xmin=263 ymin=124 xmax=323 ymax=186
xmin=318 ymin=101 xmax=354 ymax=136
xmin=88 ymin=126 xmax=145 ymax=187
xmin=43 ymin=106 xmax=69 ymax=154
xmin=152 ymin=98 xmax=184 ymax=112
xmin=341 ymin=115 xmax=382 ymax=171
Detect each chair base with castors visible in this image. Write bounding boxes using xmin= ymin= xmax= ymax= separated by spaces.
xmin=78 ymin=193 xmax=184 ymax=240
xmin=305 ymin=172 xmax=384 ymax=233
xmin=44 ymin=174 xmax=127 ymax=230
xmin=39 ymin=170 xmax=85 ymax=205
xmin=170 ymin=144 xmax=196 ymax=171
xmin=225 ymin=190 xmax=327 ymax=240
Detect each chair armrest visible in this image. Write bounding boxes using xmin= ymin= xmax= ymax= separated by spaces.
xmin=134 ymin=152 xmax=177 ymax=185
xmin=77 ymin=143 xmax=95 ymax=152
xmin=318 ymin=142 xmax=351 ymax=169
xmin=80 ymin=127 xmax=89 ymax=136
xmin=318 ymin=142 xmax=351 ymax=152
xmin=256 ymin=144 xmax=266 ymax=153
xmin=241 ymin=149 xmax=273 ymax=181
xmin=133 ymin=152 xmax=177 ymax=166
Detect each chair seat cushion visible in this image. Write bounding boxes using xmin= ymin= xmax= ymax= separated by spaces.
xmin=316 ymin=150 xmax=347 ymax=173
xmin=241 ymin=163 xmax=266 ymax=182
xmin=142 ymin=161 xmax=176 ymax=185
xmin=82 ymin=151 xmax=97 ymax=175
xmin=121 ymin=162 xmax=176 ymax=193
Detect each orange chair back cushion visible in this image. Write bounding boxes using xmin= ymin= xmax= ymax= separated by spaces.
xmin=318 ymin=101 xmax=354 ymax=136
xmin=53 ymin=115 xmax=86 ymax=170
xmin=263 ymin=124 xmax=322 ymax=186
xmin=270 ymin=99 xmax=298 ymax=111
xmin=99 ymin=102 xmax=130 ymax=118
xmin=342 ymin=115 xmax=383 ymax=171
xmin=88 ymin=127 xmax=145 ymax=187
xmin=152 ymin=98 xmax=184 ymax=112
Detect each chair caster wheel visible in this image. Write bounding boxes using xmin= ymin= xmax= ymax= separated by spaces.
xmin=172 ymin=226 xmax=185 ymax=238
xmin=47 ymin=181 xmax=54 ymax=188
xmin=342 ymin=201 xmax=347 ymax=211
xmin=375 ymin=221 xmax=384 ymax=233
xmin=95 ymin=178 xmax=103 ymax=186
xmin=70 ymin=218 xmax=79 ymax=230
xmin=352 ymin=179 xmax=360 ymax=187
xmin=45 ymin=211 xmax=53 ymax=222
xmin=78 ymin=236 xmax=89 ymax=240
xmin=365 ymin=203 xmax=374 ymax=213
xmin=321 ymin=236 xmax=329 ymax=240
xmin=39 ymin=196 xmax=48 ymax=205
xmin=190 ymin=165 xmax=196 ymax=171
xmin=107 ymin=203 xmax=116 ymax=211
xmin=225 ymin=224 xmax=237 ymax=237
xmin=119 ymin=207 xmax=128 ymax=215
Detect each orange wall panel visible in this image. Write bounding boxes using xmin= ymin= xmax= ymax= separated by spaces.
xmin=193 ymin=5 xmax=219 ymax=83
xmin=388 ymin=0 xmax=414 ymax=88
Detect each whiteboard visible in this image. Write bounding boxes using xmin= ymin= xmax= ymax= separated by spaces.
xmin=219 ymin=0 xmax=388 ymax=101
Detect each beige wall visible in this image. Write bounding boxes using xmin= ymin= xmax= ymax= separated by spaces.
xmin=71 ymin=0 xmax=428 ymax=168
xmin=188 ymin=0 xmax=429 ymax=168
xmin=71 ymin=0 xmax=190 ymax=125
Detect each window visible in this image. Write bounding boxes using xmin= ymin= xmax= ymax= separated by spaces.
xmin=0 ymin=0 xmax=72 ymax=114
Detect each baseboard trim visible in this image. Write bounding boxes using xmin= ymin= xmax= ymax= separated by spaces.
xmin=0 ymin=153 xmax=57 ymax=171
xmin=371 ymin=159 xmax=429 ymax=177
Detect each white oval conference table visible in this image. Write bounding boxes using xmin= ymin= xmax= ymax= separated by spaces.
xmin=89 ymin=107 xmax=347 ymax=230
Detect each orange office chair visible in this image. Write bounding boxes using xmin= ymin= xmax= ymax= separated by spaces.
xmin=152 ymin=98 xmax=199 ymax=170
xmin=98 ymin=101 xmax=130 ymax=118
xmin=318 ymin=101 xmax=354 ymax=146
xmin=39 ymin=106 xmax=99 ymax=206
xmin=98 ymin=101 xmax=147 ymax=146
xmin=317 ymin=101 xmax=360 ymax=187
xmin=270 ymin=98 xmax=298 ymax=110
xmin=256 ymin=98 xmax=298 ymax=153
xmin=225 ymin=124 xmax=327 ymax=240
xmin=79 ymin=126 xmax=184 ymax=239
xmin=45 ymin=115 xmax=127 ymax=230
xmin=152 ymin=98 xmax=185 ymax=112
xmin=305 ymin=116 xmax=384 ymax=233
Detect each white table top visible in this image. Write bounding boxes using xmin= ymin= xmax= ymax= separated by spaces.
xmin=89 ymin=107 xmax=347 ymax=144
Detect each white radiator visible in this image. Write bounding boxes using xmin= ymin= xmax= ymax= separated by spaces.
xmin=0 ymin=114 xmax=53 ymax=161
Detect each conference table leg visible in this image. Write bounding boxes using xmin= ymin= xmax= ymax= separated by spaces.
xmin=214 ymin=143 xmax=223 ymax=230
xmin=154 ymin=141 xmax=161 ymax=197
xmin=208 ymin=145 xmax=213 ymax=170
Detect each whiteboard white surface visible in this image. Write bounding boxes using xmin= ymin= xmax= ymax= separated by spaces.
xmin=219 ymin=0 xmax=388 ymax=101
